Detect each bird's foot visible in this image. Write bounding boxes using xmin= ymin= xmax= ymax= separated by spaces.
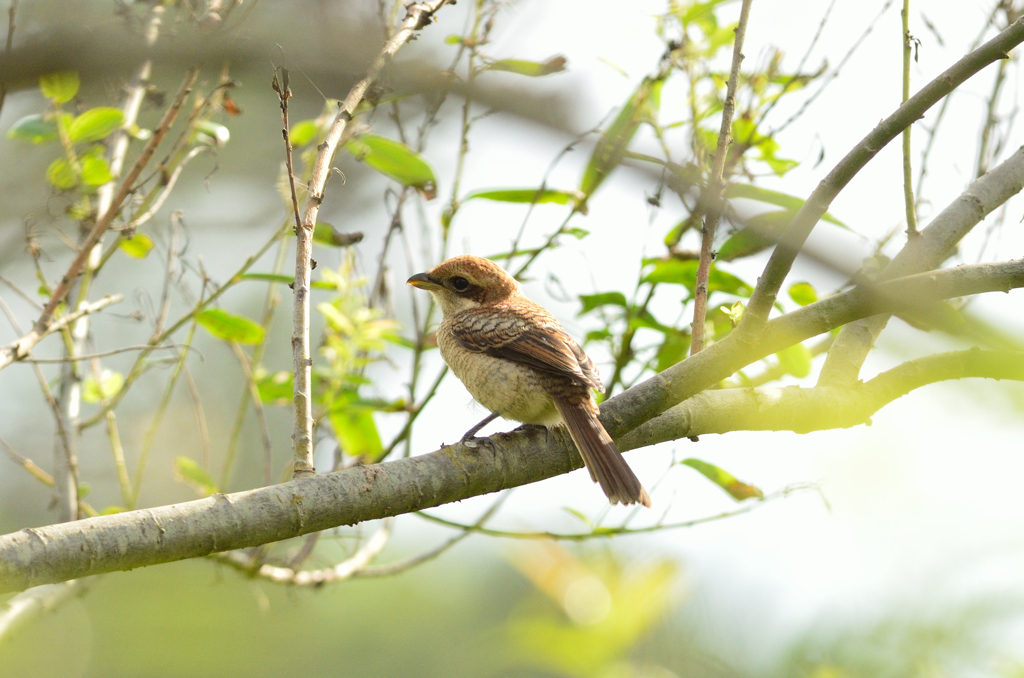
xmin=460 ymin=433 xmax=496 ymax=451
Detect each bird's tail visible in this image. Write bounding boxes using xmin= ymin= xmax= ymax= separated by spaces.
xmin=553 ymin=398 xmax=651 ymax=507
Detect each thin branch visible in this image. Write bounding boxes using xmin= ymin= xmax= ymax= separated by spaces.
xmin=417 ymin=484 xmax=815 ymax=540
xmin=690 ymin=0 xmax=753 ymax=356
xmin=356 ymin=494 xmax=508 ymax=577
xmin=17 ymin=344 xmax=184 ymax=363
xmin=290 ymin=0 xmax=454 ymax=479
xmin=0 ymin=294 xmax=124 ymax=364
xmin=214 ymin=520 xmax=392 ymax=585
xmin=0 ymin=0 xmax=18 ymax=119
xmin=901 ymin=0 xmax=919 ymax=236
xmin=0 ymin=580 xmax=89 ymax=646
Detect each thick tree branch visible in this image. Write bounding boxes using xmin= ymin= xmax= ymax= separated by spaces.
xmin=0 ymin=261 xmax=1020 ymax=594
xmin=600 ymin=259 xmax=1024 ymax=439
xmin=742 ymin=15 xmax=1024 ymax=323
xmin=620 ymin=349 xmax=1024 ymax=448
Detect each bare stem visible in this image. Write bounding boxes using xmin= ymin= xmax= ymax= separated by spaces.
xmin=689 ymin=0 xmax=753 ymax=355
xmin=290 ymin=0 xmax=453 ymax=479
xmin=901 ymin=0 xmax=919 ymax=237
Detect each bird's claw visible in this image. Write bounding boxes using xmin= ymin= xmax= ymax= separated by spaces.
xmin=460 ymin=435 xmax=496 ymax=451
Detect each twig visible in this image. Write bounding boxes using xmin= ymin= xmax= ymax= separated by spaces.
xmin=0 ymin=294 xmax=123 ymax=364
xmin=0 ymin=580 xmax=90 ymax=646
xmin=417 ymin=484 xmax=814 ymax=540
xmin=901 ymin=0 xmax=919 ymax=237
xmin=0 ymin=0 xmax=18 ymax=120
xmin=17 ymin=344 xmax=183 ymax=363
xmin=214 ymin=520 xmax=392 ymax=585
xmin=358 ymin=493 xmax=508 ymax=576
xmin=689 ymin=0 xmax=753 ymax=356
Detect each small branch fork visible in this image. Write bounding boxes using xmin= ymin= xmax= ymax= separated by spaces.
xmin=289 ymin=0 xmax=453 ymax=479
xmin=690 ymin=0 xmax=754 ymax=356
xmin=741 ymin=15 xmax=1024 ymax=325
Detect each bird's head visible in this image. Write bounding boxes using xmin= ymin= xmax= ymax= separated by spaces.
xmin=407 ymin=255 xmax=520 ymax=316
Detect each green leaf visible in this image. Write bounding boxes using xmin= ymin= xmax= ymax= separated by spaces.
xmin=642 ymin=259 xmax=752 ymax=297
xmin=81 ymin=154 xmax=114 ymax=185
xmin=463 ymin=188 xmax=579 ymax=207
xmin=100 ymin=506 xmax=126 ymax=515
xmin=682 ymin=458 xmax=763 ymax=501
xmin=445 ymin=34 xmax=463 ymax=45
xmin=46 ymin=157 xmax=78 ymax=189
xmin=776 ymin=342 xmax=812 ymax=378
xmin=40 ymin=71 xmax=80 ymax=103
xmin=579 ymin=75 xmax=665 ymax=200
xmin=312 ymin=222 xmax=361 ymax=247
xmin=119 ymin=233 xmax=154 ymax=259
xmin=578 ymin=292 xmax=627 ymax=315
xmin=82 ymin=370 xmax=124 ymax=403
xmin=345 ymin=134 xmax=437 ymax=199
xmin=330 ymin=405 xmax=383 ymax=458
xmin=485 ymin=55 xmax=567 ymax=77
xmin=67 ymin=108 xmax=125 ymax=143
xmin=290 ymin=120 xmax=319 ymax=147
xmin=256 ymin=370 xmax=293 ymax=405
xmin=788 ymin=281 xmax=818 ymax=306
xmin=197 ymin=308 xmax=265 ymax=344
xmin=6 ymin=114 xmax=66 ymax=144
xmin=193 ymin=119 xmax=230 ymax=147
xmin=174 ymin=456 xmax=218 ymax=497
xmin=716 ymin=210 xmax=798 ymax=262
xmin=655 ymin=331 xmax=690 ymax=372
xmin=724 ymin=183 xmax=847 ymax=228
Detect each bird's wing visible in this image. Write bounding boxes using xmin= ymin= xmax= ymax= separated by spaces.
xmin=451 ymin=305 xmax=603 ymax=392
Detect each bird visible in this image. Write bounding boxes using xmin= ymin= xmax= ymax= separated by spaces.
xmin=407 ymin=255 xmax=651 ymax=507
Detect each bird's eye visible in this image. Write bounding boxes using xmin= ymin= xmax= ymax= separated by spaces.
xmin=451 ymin=277 xmax=470 ymax=292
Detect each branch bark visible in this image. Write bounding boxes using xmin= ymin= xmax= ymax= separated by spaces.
xmin=1 ymin=260 xmax=1021 ymax=594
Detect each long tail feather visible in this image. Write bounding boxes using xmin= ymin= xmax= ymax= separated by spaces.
xmin=553 ymin=398 xmax=651 ymax=507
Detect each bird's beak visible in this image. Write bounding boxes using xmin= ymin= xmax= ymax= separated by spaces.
xmin=407 ymin=272 xmax=441 ymax=291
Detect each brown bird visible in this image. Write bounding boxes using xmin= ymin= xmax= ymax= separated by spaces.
xmin=407 ymin=255 xmax=651 ymax=507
